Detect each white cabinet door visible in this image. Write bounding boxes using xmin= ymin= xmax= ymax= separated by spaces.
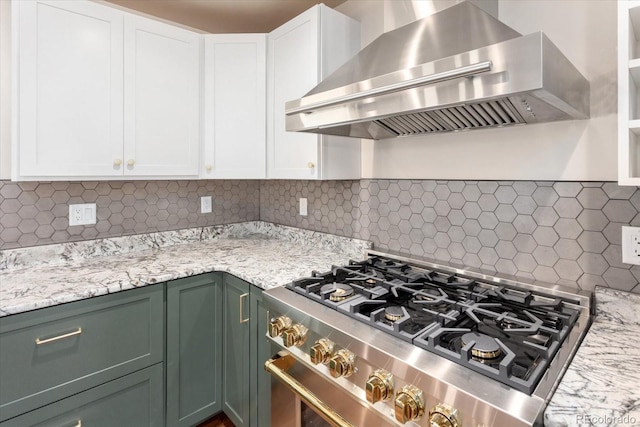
xmin=267 ymin=5 xmax=360 ymax=180
xmin=123 ymin=15 xmax=200 ymax=177
xmin=267 ymin=6 xmax=320 ymax=179
xmin=203 ymin=34 xmax=266 ymax=179
xmin=17 ymin=0 xmax=124 ymax=178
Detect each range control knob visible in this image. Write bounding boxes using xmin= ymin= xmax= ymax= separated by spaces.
xmin=281 ymin=324 xmax=308 ymax=348
xmin=394 ymin=385 xmax=425 ymax=424
xmin=365 ymin=369 xmax=394 ymax=404
xmin=429 ymin=403 xmax=460 ymax=427
xmin=329 ymin=349 xmax=356 ymax=378
xmin=268 ymin=316 xmax=292 ymax=338
xmin=309 ymin=338 xmax=334 ymax=365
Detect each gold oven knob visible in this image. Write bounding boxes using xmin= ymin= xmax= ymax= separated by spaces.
xmin=268 ymin=316 xmax=292 ymax=338
xmin=429 ymin=403 xmax=460 ymax=427
xmin=309 ymin=338 xmax=334 ymax=365
xmin=328 ymin=349 xmax=356 ymax=378
xmin=365 ymin=369 xmax=394 ymax=404
xmin=281 ymin=324 xmax=308 ymax=348
xmin=394 ymin=385 xmax=425 ymax=424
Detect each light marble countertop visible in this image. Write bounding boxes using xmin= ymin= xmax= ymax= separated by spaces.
xmin=0 ymin=222 xmax=371 ymax=317
xmin=544 ymin=287 xmax=640 ymax=427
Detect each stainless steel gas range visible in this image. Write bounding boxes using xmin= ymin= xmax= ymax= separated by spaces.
xmin=262 ymin=250 xmax=592 ymax=427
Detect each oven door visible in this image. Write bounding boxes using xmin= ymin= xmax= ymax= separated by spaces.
xmin=265 ymin=351 xmax=395 ymax=427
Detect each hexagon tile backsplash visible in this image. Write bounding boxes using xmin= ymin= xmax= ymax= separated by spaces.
xmin=0 ymin=180 xmax=260 ymax=249
xmin=2 ymin=179 xmax=640 ymax=293
xmin=260 ymin=180 xmax=640 ymax=294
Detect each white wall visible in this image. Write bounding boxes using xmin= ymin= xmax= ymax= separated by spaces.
xmin=337 ymin=0 xmax=617 ymax=181
xmin=0 ymin=1 xmax=11 ymax=180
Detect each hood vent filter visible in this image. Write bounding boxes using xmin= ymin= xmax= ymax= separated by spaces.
xmin=375 ymin=98 xmax=524 ymax=137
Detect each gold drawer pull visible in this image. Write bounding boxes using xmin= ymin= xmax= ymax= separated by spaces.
xmin=240 ymin=293 xmax=249 ymax=324
xmin=35 ymin=328 xmax=82 ymax=345
xmin=73 ymin=421 xmax=82 ymax=427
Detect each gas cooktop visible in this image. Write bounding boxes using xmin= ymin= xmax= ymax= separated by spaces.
xmin=287 ymin=254 xmax=582 ymax=394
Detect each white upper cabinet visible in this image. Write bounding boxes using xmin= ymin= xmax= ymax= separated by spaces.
xmin=16 ymin=0 xmax=124 ymax=178
xmin=267 ymin=5 xmax=361 ymax=180
xmin=13 ymin=1 xmax=201 ymax=180
xmin=203 ymin=34 xmax=266 ymax=179
xmin=123 ymin=15 xmax=200 ymax=177
xmin=619 ymin=1 xmax=640 ymax=185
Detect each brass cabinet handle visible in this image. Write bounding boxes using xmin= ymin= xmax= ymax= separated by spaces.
xmin=265 ymin=352 xmax=356 ymax=427
xmin=239 ymin=293 xmax=249 ymax=324
xmin=73 ymin=421 xmax=82 ymax=427
xmin=35 ymin=328 xmax=82 ymax=345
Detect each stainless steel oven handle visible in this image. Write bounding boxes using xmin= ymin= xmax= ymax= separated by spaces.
xmin=264 ymin=351 xmax=356 ymax=427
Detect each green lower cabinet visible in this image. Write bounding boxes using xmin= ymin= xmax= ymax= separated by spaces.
xmin=166 ymin=273 xmax=223 ymax=427
xmin=250 ymin=287 xmax=271 ymax=427
xmin=223 ymin=274 xmax=271 ymax=427
xmin=0 ymin=363 xmax=164 ymax=427
xmin=222 ymin=274 xmax=251 ymax=427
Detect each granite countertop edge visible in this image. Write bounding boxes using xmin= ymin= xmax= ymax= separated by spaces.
xmin=0 ymin=222 xmax=372 ymax=318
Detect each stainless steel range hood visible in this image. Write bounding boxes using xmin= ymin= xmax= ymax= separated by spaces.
xmin=285 ymin=1 xmax=590 ymax=140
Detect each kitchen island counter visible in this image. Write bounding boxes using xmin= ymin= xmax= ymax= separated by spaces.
xmin=0 ymin=221 xmax=371 ymax=317
xmin=545 ymin=287 xmax=640 ymax=426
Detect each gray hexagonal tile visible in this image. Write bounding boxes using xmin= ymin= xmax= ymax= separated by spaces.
xmin=478 ymin=229 xmax=498 ymax=247
xmin=462 ymin=184 xmax=481 ymax=202
xmin=602 ymin=244 xmax=625 ymax=268
xmin=602 ymin=200 xmax=636 ymax=223
xmin=478 ymin=212 xmax=498 ymax=229
xmin=462 ymin=202 xmax=481 ymax=219
xmin=495 ymin=204 xmax=517 ymax=222
xmin=533 ymin=265 xmax=559 ymax=283
xmin=458 ymin=235 xmax=480 ymax=254
xmin=513 ymin=233 xmax=537 ymax=253
xmin=577 ymin=187 xmax=608 ymax=209
xmin=577 ymin=252 xmax=608 ymax=275
xmin=447 ymin=181 xmax=465 ymax=192
xmin=532 ymin=226 xmax=559 ymax=247
xmin=554 ymin=218 xmax=583 ymax=239
xmin=447 ymin=193 xmax=465 ymax=210
xmin=434 ymin=200 xmax=451 ymax=216
xmin=434 ymin=216 xmax=451 ymax=232
xmin=478 ymin=181 xmax=498 ymax=194
xmin=577 ymin=209 xmax=608 ymax=232
xmin=495 ymin=186 xmax=517 ymax=204
xmin=532 ymin=245 xmax=559 ymax=267
xmin=421 ymin=207 xmax=437 ymax=223
xmin=577 ymin=231 xmax=609 ymax=254
xmin=495 ymin=258 xmax=518 ymax=275
xmin=462 ymin=219 xmax=481 ymax=237
xmin=553 ymin=198 xmax=583 ymax=219
xmin=513 ymin=215 xmax=537 ymax=234
xmin=449 ymin=209 xmax=466 ymax=226
xmin=513 ymin=195 xmax=537 ymax=215
xmin=532 ymin=186 xmax=558 ymax=207
xmin=478 ymin=194 xmax=499 ymax=212
xmin=447 ymin=242 xmax=466 ymax=259
xmin=495 ymin=222 xmax=517 ymax=241
xmin=602 ymin=183 xmax=635 ymax=200
xmin=513 ymin=181 xmax=537 ymax=196
xmin=552 ymin=182 xmax=582 ymax=197
xmin=434 ymin=184 xmax=450 ymax=200
xmin=478 ymin=247 xmax=499 ymax=265
xmin=448 ymin=226 xmax=466 ymax=243
xmin=462 ymin=253 xmax=482 ymax=268
xmin=603 ymin=267 xmax=638 ymax=291
xmin=495 ymin=240 xmax=517 ymax=259
xmin=532 ymin=206 xmax=559 ymax=226
xmin=553 ymin=239 xmax=582 ymax=260
xmin=514 ymin=253 xmax=537 ymax=272
xmin=554 ymin=259 xmax=583 ymax=281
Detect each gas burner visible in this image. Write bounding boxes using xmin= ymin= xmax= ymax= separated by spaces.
xmin=321 ymin=283 xmax=354 ymax=302
xmin=384 ymin=306 xmax=405 ymax=322
xmin=461 ymin=332 xmax=502 ymax=359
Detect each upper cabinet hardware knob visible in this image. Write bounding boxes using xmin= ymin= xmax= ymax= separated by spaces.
xmin=205 ymin=164 xmax=212 ymax=172
xmin=127 ymin=159 xmax=135 ymax=166
xmin=307 ymin=162 xmax=315 ymax=169
xmin=114 ymin=159 xmax=122 ymax=166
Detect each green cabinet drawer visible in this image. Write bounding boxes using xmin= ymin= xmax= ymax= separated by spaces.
xmin=0 ymin=363 xmax=164 ymax=427
xmin=0 ymin=286 xmax=163 ymax=422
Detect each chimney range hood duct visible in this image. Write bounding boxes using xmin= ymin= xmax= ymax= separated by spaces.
xmin=285 ymin=1 xmax=590 ymax=140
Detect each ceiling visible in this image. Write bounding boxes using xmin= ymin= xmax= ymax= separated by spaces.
xmin=104 ymin=0 xmax=349 ymax=33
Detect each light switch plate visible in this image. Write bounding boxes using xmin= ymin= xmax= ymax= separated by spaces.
xmin=299 ymin=198 xmax=308 ymax=216
xmin=201 ymin=196 xmax=212 ymax=214
xmin=622 ymin=226 xmax=640 ymax=265
xmin=69 ymin=203 xmax=96 ymax=226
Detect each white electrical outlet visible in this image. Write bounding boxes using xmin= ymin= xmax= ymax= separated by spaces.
xmin=69 ymin=203 xmax=96 ymax=226
xmin=299 ymin=198 xmax=308 ymax=216
xmin=201 ymin=196 xmax=212 ymax=213
xmin=622 ymin=226 xmax=640 ymax=265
